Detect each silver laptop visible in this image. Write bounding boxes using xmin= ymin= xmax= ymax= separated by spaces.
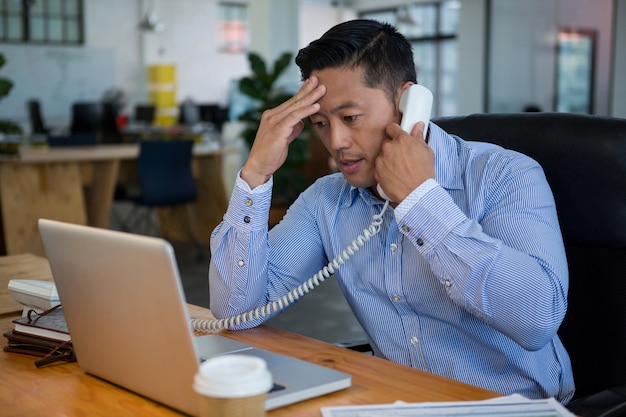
xmin=38 ymin=219 xmax=351 ymax=416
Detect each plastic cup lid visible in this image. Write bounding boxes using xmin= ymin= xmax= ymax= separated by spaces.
xmin=193 ymin=354 xmax=273 ymax=398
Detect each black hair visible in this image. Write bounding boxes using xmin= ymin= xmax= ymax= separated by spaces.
xmin=295 ymin=19 xmax=417 ymax=101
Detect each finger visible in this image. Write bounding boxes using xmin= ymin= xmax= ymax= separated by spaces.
xmin=410 ymin=121 xmax=426 ymax=140
xmin=275 ymin=76 xmax=323 ymax=113
xmin=386 ymin=122 xmax=426 ymax=143
xmin=270 ymin=85 xmax=325 ymax=130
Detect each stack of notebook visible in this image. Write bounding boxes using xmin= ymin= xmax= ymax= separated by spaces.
xmin=3 ymin=304 xmax=75 ymax=367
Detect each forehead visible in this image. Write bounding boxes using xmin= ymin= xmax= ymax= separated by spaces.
xmin=311 ymin=66 xmax=363 ymax=91
xmin=311 ymin=66 xmax=390 ymax=112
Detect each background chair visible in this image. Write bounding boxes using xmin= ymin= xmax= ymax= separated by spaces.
xmin=70 ymin=102 xmax=102 ymax=135
xmin=100 ymin=102 xmax=122 ymax=143
xmin=199 ymin=103 xmax=229 ymax=132
xmin=432 ymin=112 xmax=626 ymax=417
xmin=114 ymin=139 xmax=203 ymax=256
xmin=133 ymin=104 xmax=156 ymax=126
xmin=178 ymin=100 xmax=201 ymax=126
xmin=26 ymin=99 xmax=50 ymax=135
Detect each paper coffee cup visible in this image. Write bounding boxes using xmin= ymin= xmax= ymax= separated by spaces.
xmin=193 ymin=354 xmax=273 ymax=417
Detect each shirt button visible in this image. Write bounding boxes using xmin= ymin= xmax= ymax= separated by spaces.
xmin=244 ymin=216 xmax=251 ymax=223
xmin=245 ymin=198 xmax=253 ymax=206
xmin=390 ymin=243 xmax=397 ymax=253
xmin=401 ymin=225 xmax=410 ymax=232
xmin=409 ymin=336 xmax=419 ymax=345
xmin=416 ymin=238 xmax=424 ymax=246
xmin=445 ymin=280 xmax=452 ymax=287
xmin=237 ymin=260 xmax=245 ymax=267
xmin=392 ymin=294 xmax=401 ymax=302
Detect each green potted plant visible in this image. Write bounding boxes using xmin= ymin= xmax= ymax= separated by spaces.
xmin=0 ymin=52 xmax=22 ymax=155
xmin=238 ymin=51 xmax=309 ymax=208
xmin=0 ymin=53 xmax=21 ymax=133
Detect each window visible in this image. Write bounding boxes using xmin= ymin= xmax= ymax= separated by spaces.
xmin=360 ymin=1 xmax=460 ymax=117
xmin=0 ymin=0 xmax=83 ymax=44
xmin=218 ymin=2 xmax=248 ymax=53
xmin=555 ymin=29 xmax=595 ymax=114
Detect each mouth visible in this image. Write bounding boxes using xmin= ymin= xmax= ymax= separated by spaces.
xmin=338 ymin=158 xmax=363 ymax=175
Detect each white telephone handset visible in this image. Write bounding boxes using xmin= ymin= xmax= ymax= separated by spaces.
xmin=376 ymin=84 xmax=433 ymax=202
xmin=191 ymin=85 xmax=432 ymax=332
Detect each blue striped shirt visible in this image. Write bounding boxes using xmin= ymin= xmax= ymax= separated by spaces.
xmin=209 ymin=123 xmax=575 ymax=403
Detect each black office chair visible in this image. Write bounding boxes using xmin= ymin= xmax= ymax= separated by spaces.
xmin=432 ymin=112 xmax=626 ymax=417
xmin=199 ymin=103 xmax=229 ymax=132
xmin=70 ymin=102 xmax=103 ymax=135
xmin=114 ymin=139 xmax=203 ymax=255
xmin=134 ymin=104 xmax=156 ymax=126
xmin=100 ymin=102 xmax=121 ymax=144
xmin=26 ymin=99 xmax=50 ymax=135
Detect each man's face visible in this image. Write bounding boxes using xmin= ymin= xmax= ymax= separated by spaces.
xmin=309 ymin=67 xmax=399 ymax=189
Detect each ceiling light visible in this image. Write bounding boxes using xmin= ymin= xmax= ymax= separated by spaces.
xmin=139 ymin=10 xmax=165 ymax=33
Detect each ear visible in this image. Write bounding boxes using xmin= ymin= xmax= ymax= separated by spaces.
xmin=396 ymin=81 xmax=415 ymax=110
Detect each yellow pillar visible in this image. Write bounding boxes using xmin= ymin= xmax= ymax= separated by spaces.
xmin=148 ymin=64 xmax=177 ymax=127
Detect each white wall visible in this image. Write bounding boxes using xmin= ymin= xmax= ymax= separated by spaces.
xmin=0 ymin=0 xmax=347 ymax=131
xmin=487 ymin=0 xmax=615 ymax=115
xmin=353 ymin=0 xmax=622 ymax=117
xmin=0 ymin=0 xmax=252 ymax=129
xmin=1 ymin=0 xmax=624 ymax=133
xmin=85 ymin=0 xmax=143 ymax=107
xmin=456 ymin=0 xmax=487 ymax=115
xmin=299 ymin=3 xmax=358 ymax=48
xmin=143 ymin=0 xmax=249 ymax=106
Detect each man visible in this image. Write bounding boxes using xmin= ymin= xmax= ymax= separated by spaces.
xmin=209 ymin=19 xmax=574 ymax=403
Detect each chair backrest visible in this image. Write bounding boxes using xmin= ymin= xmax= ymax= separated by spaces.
xmin=134 ymin=104 xmax=156 ymax=124
xmin=198 ymin=103 xmax=229 ymax=131
xmin=100 ymin=102 xmax=122 ymax=144
xmin=433 ymin=112 xmax=626 ymax=400
xmin=137 ymin=139 xmax=197 ymax=207
xmin=27 ymin=99 xmax=48 ymax=134
xmin=178 ymin=101 xmax=201 ymax=126
xmin=70 ymin=102 xmax=103 ymax=134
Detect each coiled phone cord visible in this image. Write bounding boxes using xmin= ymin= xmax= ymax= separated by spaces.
xmin=191 ymin=200 xmax=390 ymax=332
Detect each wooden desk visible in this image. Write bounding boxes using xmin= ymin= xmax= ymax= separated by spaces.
xmin=0 ymin=254 xmax=500 ymax=416
xmin=0 ymin=144 xmax=233 ymax=256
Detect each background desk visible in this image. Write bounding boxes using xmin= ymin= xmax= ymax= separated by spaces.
xmin=0 ymin=144 xmax=233 ymax=256
xmin=0 ymin=254 xmax=499 ymax=416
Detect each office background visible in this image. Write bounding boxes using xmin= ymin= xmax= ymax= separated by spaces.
xmin=1 ymin=0 xmax=625 ymax=362
xmin=1 ymin=0 xmax=625 ymax=132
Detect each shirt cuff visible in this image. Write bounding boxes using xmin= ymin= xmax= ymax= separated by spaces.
xmin=394 ymin=178 xmax=439 ymax=223
xmin=235 ymin=169 xmax=273 ymax=193
xmin=225 ymin=169 xmax=273 ymax=231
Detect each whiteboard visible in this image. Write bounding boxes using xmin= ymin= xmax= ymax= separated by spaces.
xmin=0 ymin=44 xmax=115 ymax=126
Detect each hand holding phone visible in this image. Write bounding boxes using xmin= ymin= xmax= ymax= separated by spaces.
xmin=377 ymin=84 xmax=433 ymax=201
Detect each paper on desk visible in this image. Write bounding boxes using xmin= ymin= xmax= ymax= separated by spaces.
xmin=320 ymin=394 xmax=576 ymax=417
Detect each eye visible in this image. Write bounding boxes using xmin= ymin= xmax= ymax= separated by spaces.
xmin=343 ymin=115 xmax=358 ymax=123
xmin=312 ymin=120 xmax=328 ymax=129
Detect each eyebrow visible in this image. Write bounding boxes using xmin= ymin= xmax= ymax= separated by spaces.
xmin=310 ymin=100 xmax=362 ymax=120
xmin=330 ymin=101 xmax=360 ymax=115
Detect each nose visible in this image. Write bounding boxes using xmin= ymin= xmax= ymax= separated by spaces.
xmin=328 ymin=124 xmax=351 ymax=151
